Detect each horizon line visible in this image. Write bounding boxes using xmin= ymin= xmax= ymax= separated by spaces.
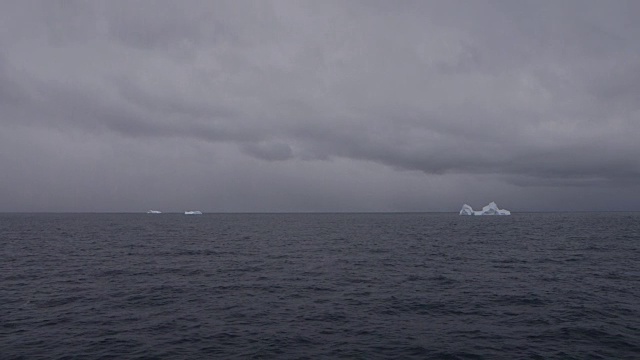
xmin=1 ymin=210 xmax=639 ymax=214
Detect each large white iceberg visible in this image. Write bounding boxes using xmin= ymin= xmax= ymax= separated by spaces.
xmin=184 ymin=211 xmax=203 ymax=215
xmin=147 ymin=210 xmax=162 ymax=214
xmin=459 ymin=202 xmax=511 ymax=215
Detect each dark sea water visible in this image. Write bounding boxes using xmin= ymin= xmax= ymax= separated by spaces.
xmin=1 ymin=212 xmax=639 ymax=359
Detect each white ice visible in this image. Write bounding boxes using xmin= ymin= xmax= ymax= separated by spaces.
xmin=184 ymin=211 xmax=203 ymax=215
xmin=459 ymin=202 xmax=511 ymax=215
xmin=459 ymin=204 xmax=475 ymax=215
xmin=147 ymin=210 xmax=162 ymax=214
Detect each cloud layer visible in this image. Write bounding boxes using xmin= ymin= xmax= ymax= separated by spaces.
xmin=1 ymin=1 xmax=639 ymax=211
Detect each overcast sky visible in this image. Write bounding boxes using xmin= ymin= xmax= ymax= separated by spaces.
xmin=1 ymin=0 xmax=639 ymax=212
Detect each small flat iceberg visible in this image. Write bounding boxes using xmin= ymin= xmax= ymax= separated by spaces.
xmin=147 ymin=210 xmax=162 ymax=214
xmin=184 ymin=211 xmax=203 ymax=215
xmin=460 ymin=202 xmax=511 ymax=216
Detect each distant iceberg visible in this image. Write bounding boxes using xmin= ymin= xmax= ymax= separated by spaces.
xmin=460 ymin=202 xmax=511 ymax=215
xmin=459 ymin=204 xmax=475 ymax=215
xmin=184 ymin=211 xmax=203 ymax=215
xmin=147 ymin=210 xmax=162 ymax=214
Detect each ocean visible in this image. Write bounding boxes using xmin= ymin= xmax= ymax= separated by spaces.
xmin=1 ymin=212 xmax=639 ymax=359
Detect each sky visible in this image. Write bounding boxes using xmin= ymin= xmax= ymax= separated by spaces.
xmin=1 ymin=0 xmax=639 ymax=212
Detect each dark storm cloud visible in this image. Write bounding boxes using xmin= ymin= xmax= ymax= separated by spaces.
xmin=1 ymin=0 xmax=639 ymax=211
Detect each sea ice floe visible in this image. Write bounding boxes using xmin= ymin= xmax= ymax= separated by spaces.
xmin=184 ymin=211 xmax=203 ymax=215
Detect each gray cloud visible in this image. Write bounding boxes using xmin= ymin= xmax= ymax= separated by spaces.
xmin=241 ymin=142 xmax=293 ymax=162
xmin=1 ymin=0 xmax=639 ymax=211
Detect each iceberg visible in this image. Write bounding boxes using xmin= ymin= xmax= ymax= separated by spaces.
xmin=459 ymin=204 xmax=475 ymax=215
xmin=184 ymin=211 xmax=203 ymax=215
xmin=147 ymin=210 xmax=162 ymax=214
xmin=459 ymin=202 xmax=511 ymax=216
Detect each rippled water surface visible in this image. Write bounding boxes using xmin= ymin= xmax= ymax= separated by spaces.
xmin=2 ymin=213 xmax=639 ymax=359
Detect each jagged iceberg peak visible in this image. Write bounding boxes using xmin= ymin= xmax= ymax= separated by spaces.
xmin=459 ymin=202 xmax=511 ymax=215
